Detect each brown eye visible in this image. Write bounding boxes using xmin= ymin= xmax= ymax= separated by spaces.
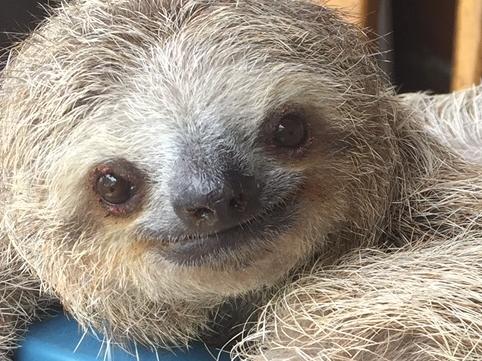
xmin=273 ymin=113 xmax=307 ymax=148
xmin=90 ymin=159 xmax=144 ymax=216
xmin=96 ymin=173 xmax=133 ymax=204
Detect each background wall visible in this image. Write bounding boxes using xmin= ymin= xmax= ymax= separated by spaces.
xmin=0 ymin=0 xmax=49 ymax=57
xmin=326 ymin=0 xmax=482 ymax=93
xmin=1 ymin=0 xmax=481 ymax=93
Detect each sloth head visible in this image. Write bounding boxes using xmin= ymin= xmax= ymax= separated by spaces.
xmin=1 ymin=0 xmax=397 ymax=344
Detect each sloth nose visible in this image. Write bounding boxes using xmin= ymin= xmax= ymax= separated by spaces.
xmin=171 ymin=171 xmax=260 ymax=234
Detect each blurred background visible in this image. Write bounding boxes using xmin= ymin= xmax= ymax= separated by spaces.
xmin=325 ymin=0 xmax=481 ymax=93
xmin=0 ymin=0 xmax=481 ymax=94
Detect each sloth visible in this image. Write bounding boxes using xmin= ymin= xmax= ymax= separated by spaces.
xmin=0 ymin=0 xmax=481 ymax=360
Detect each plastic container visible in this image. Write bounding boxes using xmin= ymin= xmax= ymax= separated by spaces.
xmin=14 ymin=313 xmax=231 ymax=361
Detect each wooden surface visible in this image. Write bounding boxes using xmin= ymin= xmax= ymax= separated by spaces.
xmin=452 ymin=0 xmax=482 ymax=90
xmin=319 ymin=0 xmax=378 ymax=30
xmin=324 ymin=0 xmax=367 ymax=24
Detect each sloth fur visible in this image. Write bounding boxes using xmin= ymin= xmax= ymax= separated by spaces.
xmin=0 ymin=1 xmax=481 ymax=360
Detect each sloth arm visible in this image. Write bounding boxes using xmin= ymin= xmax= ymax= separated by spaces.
xmin=233 ymin=239 xmax=482 ymax=361
xmin=0 ymin=240 xmax=50 ymax=360
xmin=399 ymin=84 xmax=482 ymax=163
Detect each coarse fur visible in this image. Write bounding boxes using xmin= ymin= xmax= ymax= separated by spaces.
xmin=0 ymin=0 xmax=481 ymax=360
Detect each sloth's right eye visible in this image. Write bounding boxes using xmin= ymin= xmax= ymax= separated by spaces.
xmin=90 ymin=159 xmax=144 ymax=216
xmin=96 ymin=173 xmax=133 ymax=204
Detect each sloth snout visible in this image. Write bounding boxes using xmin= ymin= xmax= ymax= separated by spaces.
xmin=170 ymin=170 xmax=261 ymax=234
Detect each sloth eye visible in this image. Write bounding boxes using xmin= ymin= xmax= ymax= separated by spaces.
xmin=273 ymin=113 xmax=307 ymax=148
xmin=263 ymin=106 xmax=309 ymax=151
xmin=96 ymin=173 xmax=133 ymax=204
xmin=90 ymin=159 xmax=144 ymax=216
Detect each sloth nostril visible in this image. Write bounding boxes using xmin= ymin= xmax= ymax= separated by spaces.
xmin=229 ymin=194 xmax=247 ymax=212
xmin=170 ymin=170 xmax=260 ymax=233
xmin=187 ymin=206 xmax=215 ymax=223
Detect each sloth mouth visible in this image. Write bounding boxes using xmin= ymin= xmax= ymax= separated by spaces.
xmin=163 ymin=196 xmax=298 ymax=266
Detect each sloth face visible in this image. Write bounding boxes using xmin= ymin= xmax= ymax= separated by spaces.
xmin=84 ymin=100 xmax=339 ymax=268
xmin=3 ymin=0 xmax=393 ymax=302
xmin=89 ymin=105 xmax=309 ymax=261
xmin=41 ymin=55 xmax=363 ymax=298
xmin=72 ymin=63 xmax=352 ymax=269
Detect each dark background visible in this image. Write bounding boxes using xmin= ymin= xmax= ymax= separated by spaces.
xmin=0 ymin=0 xmax=457 ymax=94
xmin=0 ymin=0 xmax=50 ymax=69
xmin=0 ymin=0 xmax=50 ymax=51
xmin=391 ymin=0 xmax=456 ymax=93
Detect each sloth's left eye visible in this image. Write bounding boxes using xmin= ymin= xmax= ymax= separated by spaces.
xmin=90 ymin=159 xmax=144 ymax=216
xmin=263 ymin=105 xmax=309 ymax=151
xmin=273 ymin=113 xmax=307 ymax=148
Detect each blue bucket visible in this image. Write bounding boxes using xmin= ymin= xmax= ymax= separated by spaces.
xmin=14 ymin=313 xmax=231 ymax=361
